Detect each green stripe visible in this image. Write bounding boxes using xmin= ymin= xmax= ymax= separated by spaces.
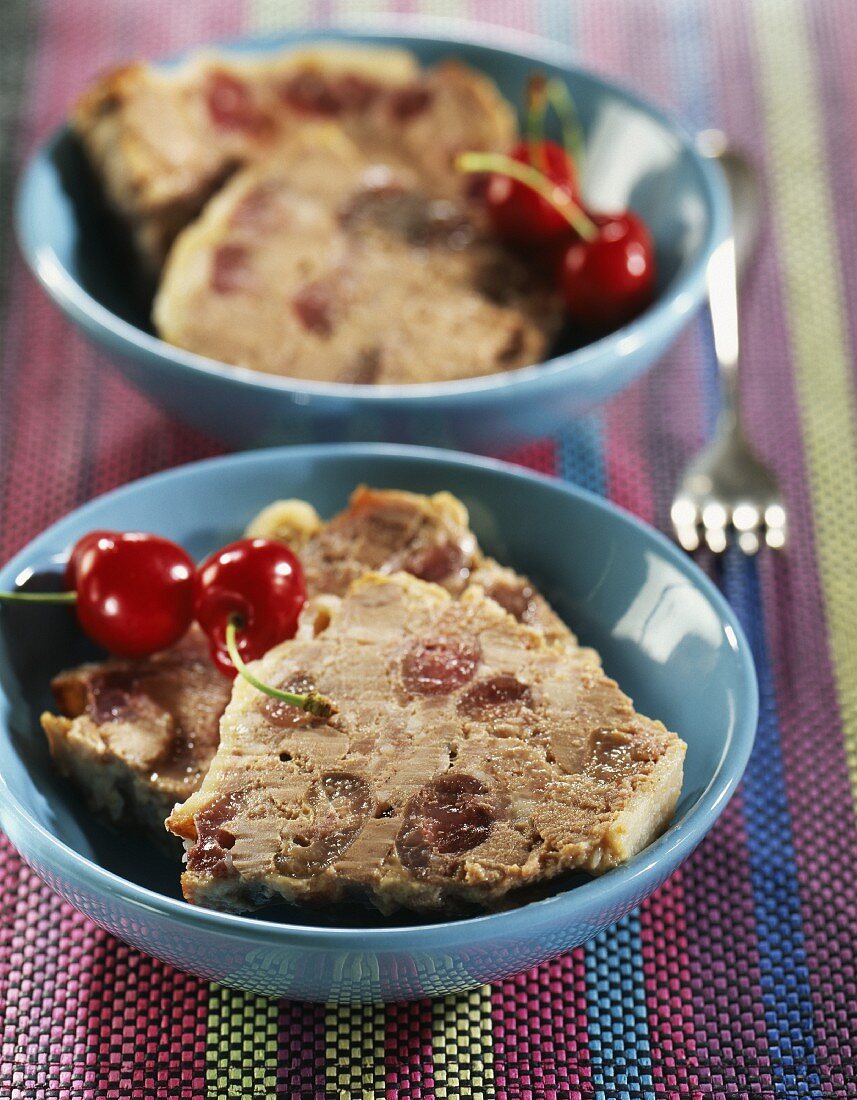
xmin=247 ymin=0 xmax=313 ymax=31
xmin=324 ymin=1002 xmax=387 ymax=1099
xmin=432 ymin=986 xmax=495 ymax=1100
xmin=205 ymin=985 xmax=279 ymax=1099
xmin=752 ymin=0 xmax=857 ymax=799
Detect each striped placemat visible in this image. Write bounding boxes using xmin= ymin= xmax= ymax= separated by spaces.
xmin=1 ymin=1 xmax=855 ymax=1096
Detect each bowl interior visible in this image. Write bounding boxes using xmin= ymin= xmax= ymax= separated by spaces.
xmin=43 ymin=30 xmax=711 ymax=361
xmin=0 ymin=447 xmax=754 ymax=932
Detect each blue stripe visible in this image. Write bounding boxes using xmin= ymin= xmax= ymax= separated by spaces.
xmin=584 ymin=913 xmax=655 ymax=1100
xmin=723 ymin=554 xmax=822 ymax=1098
xmin=556 ymin=416 xmax=606 ymax=496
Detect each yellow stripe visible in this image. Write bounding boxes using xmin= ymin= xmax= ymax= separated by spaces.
xmin=432 ymin=986 xmax=495 ymax=1100
xmin=752 ymin=0 xmax=857 ymax=795
xmin=324 ymin=1002 xmax=387 ymax=1099
xmin=205 ymin=985 xmax=279 ymax=1099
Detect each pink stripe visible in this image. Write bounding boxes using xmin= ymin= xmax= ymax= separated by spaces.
xmin=0 ymin=842 xmax=105 ymax=1097
xmin=638 ymin=874 xmax=700 ymax=1095
xmin=0 ymin=277 xmax=95 ymax=559
xmin=385 ymin=998 xmax=435 ymax=1098
xmin=503 ymin=439 xmax=559 ymax=476
xmin=627 ymin=3 xmax=777 ymax=1084
xmin=491 ymin=950 xmax=593 ymax=1100
xmin=0 ymin=0 xmax=103 ymax=555
xmin=681 ymin=798 xmax=775 ymax=1091
xmin=87 ymin=368 xmax=222 ymax=502
xmin=583 ymin=1 xmax=773 ymax=1085
xmin=85 ymin=935 xmax=208 ymax=1098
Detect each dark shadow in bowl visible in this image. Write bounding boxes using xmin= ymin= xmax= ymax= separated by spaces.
xmin=51 ymin=135 xmax=155 ymax=333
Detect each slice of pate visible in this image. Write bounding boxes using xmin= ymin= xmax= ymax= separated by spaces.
xmin=72 ymin=46 xmax=514 ymax=272
xmin=167 ymin=572 xmax=685 ymax=915
xmin=42 ymin=625 xmax=231 ymax=840
xmin=152 ymin=125 xmax=561 ymax=384
xmin=41 ymin=488 xmax=567 ymax=836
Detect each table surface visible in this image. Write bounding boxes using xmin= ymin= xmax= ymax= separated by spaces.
xmin=1 ymin=1 xmax=855 ymax=1097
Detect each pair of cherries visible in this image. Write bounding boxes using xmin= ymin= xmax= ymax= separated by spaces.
xmin=459 ymin=77 xmax=655 ymax=331
xmin=63 ymin=531 xmax=306 ymax=676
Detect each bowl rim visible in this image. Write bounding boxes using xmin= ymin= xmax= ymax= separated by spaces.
xmin=15 ymin=22 xmax=730 ymax=407
xmin=0 ymin=443 xmax=758 ymax=950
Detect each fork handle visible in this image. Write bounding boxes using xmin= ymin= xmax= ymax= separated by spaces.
xmin=704 ymin=145 xmax=763 ymax=438
xmin=707 ymin=236 xmax=741 ymax=435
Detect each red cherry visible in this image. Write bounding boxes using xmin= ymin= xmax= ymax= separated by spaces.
xmin=559 ymin=210 xmax=656 ymax=329
xmin=64 ymin=530 xmax=116 ymax=590
xmin=74 ymin=533 xmax=195 ymax=658
xmin=485 ymin=140 xmax=579 ymax=246
xmin=194 ymin=539 xmax=307 ymax=677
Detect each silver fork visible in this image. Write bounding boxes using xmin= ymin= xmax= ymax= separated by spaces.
xmin=671 ymin=131 xmax=787 ymax=554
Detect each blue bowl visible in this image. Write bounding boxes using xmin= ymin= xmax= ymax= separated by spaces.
xmin=16 ymin=27 xmax=728 ymax=452
xmin=0 ymin=445 xmax=756 ymax=1002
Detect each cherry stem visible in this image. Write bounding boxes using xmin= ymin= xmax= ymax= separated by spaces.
xmin=0 ymin=590 xmax=77 ymax=604
xmin=546 ymin=78 xmax=586 ymax=169
xmin=526 ymin=73 xmax=549 ymax=174
xmin=456 ymin=152 xmax=598 ymax=241
xmin=224 ymin=618 xmax=336 ymax=718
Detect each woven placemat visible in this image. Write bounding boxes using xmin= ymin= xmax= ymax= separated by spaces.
xmin=1 ymin=1 xmax=855 ymax=1096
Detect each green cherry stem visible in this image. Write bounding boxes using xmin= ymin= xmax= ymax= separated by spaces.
xmin=456 ymin=152 xmax=598 ymax=241
xmin=224 ymin=617 xmax=336 ymax=718
xmin=0 ymin=590 xmax=77 ymax=603
xmin=546 ymin=78 xmax=586 ymax=170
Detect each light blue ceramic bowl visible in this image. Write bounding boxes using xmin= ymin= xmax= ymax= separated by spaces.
xmin=16 ymin=26 xmax=728 ymax=452
xmin=0 ymin=445 xmax=756 ymax=1002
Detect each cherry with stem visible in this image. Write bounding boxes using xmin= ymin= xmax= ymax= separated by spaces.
xmin=0 ymin=531 xmax=195 ymax=658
